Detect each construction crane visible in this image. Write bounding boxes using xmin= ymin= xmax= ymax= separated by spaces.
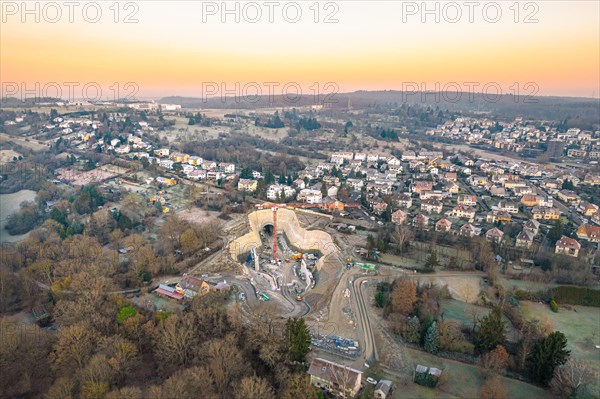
xmin=272 ymin=206 xmax=278 ymax=261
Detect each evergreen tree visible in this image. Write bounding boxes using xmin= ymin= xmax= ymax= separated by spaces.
xmin=424 ymin=251 xmax=440 ymax=271
xmin=475 ymin=307 xmax=506 ymax=353
xmin=321 ymin=181 xmax=328 ymax=196
xmin=265 ymin=170 xmax=275 ymax=185
xmin=406 ymin=316 xmax=421 ymax=344
xmin=527 ymin=331 xmax=570 ymax=385
xmin=284 ymin=317 xmax=311 ymax=362
xmin=424 ymin=321 xmax=440 ymax=354
xmin=547 ymin=221 xmax=564 ymax=246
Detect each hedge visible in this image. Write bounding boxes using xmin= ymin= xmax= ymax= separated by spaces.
xmin=550 ymin=286 xmax=600 ymax=307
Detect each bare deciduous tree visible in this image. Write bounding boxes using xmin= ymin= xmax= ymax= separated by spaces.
xmin=550 ymin=358 xmax=596 ymax=399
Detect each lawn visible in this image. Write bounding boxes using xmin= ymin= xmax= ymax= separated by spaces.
xmin=400 ymin=347 xmax=550 ymax=399
xmin=441 ymin=299 xmax=490 ymax=328
xmin=521 ymin=301 xmax=600 ymax=396
xmin=521 ymin=301 xmax=600 ymax=363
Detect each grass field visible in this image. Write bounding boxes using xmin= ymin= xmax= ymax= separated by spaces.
xmin=521 ymin=301 xmax=600 ymax=396
xmin=521 ymin=301 xmax=600 ymax=362
xmin=396 ymin=347 xmax=550 ymax=399
xmin=441 ymin=299 xmax=519 ymax=342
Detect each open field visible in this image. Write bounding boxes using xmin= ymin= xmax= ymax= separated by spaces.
xmin=521 ymin=301 xmax=600 ymax=357
xmin=372 ymin=346 xmax=551 ymax=399
xmin=0 ymin=189 xmax=36 ymax=243
xmin=380 ymin=242 xmax=473 ymax=271
xmin=0 ymin=150 xmax=23 ymax=165
xmin=237 ymin=124 xmax=290 ymax=141
xmin=402 ymin=347 xmax=551 ymax=399
xmin=0 ymin=133 xmax=50 ymax=152
xmin=176 ymin=208 xmax=220 ymax=225
xmin=416 ymin=275 xmax=482 ymax=303
xmin=57 ymin=167 xmax=119 ymax=186
xmin=521 ymin=301 xmax=600 ymax=396
xmin=441 ymin=299 xmax=519 ymax=342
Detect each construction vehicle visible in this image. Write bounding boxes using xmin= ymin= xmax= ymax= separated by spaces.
xmin=291 ymin=253 xmax=303 ymax=260
xmin=260 ymin=293 xmax=270 ymax=301
xmin=296 ymin=295 xmax=303 ymax=301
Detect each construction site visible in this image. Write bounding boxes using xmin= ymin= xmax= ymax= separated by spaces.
xmin=229 ymin=206 xmax=342 ymax=316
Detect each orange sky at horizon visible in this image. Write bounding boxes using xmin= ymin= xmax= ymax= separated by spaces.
xmin=1 ymin=1 xmax=599 ymax=99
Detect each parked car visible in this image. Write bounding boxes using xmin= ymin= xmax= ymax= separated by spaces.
xmin=366 ymin=377 xmax=377 ymax=385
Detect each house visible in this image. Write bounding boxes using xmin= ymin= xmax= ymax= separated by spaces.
xmin=308 ymin=358 xmax=362 ymax=398
xmin=330 ymin=152 xmax=354 ymax=164
xmin=387 ymin=156 xmax=401 ymax=166
xmin=421 ymin=199 xmax=443 ymax=214
xmin=175 ymin=275 xmax=210 ymax=299
xmin=322 ymin=196 xmax=345 ymax=212
xmin=346 ymin=178 xmax=364 ymax=191
xmin=154 ymin=148 xmax=170 ymax=157
xmin=187 ymin=169 xmax=206 ymax=180
xmin=520 ymin=194 xmax=541 ymax=207
xmin=238 ymin=178 xmax=258 ymax=192
xmin=498 ymin=200 xmax=519 ymax=214
xmin=489 ymin=186 xmax=506 ymax=197
xmin=391 ymin=209 xmax=408 ymax=225
xmin=485 ymin=227 xmax=504 ymax=243
xmin=252 ymin=170 xmax=263 ymax=179
xmin=354 ymin=153 xmax=366 ymax=161
xmin=170 ymin=152 xmax=190 ymax=163
xmin=154 ymin=284 xmax=183 ymax=300
xmin=443 ymin=172 xmax=458 ymax=182
xmin=578 ymin=202 xmax=599 ymax=217
xmin=188 ymin=155 xmax=203 ymax=166
xmin=486 ymin=210 xmax=511 ymax=224
xmin=523 ymin=219 xmax=540 ymax=236
xmin=555 ymin=236 xmax=581 ymax=257
xmin=156 ymin=176 xmax=177 ymax=186
xmin=413 ymin=214 xmax=430 ymax=230
xmin=411 ymin=181 xmax=433 ymax=194
xmin=396 ymin=193 xmax=413 ymax=208
xmin=373 ymin=202 xmax=388 ymax=215
xmin=209 ymin=280 xmax=232 ymax=293
xmin=327 ymin=186 xmax=338 ymax=198
xmin=266 ymin=185 xmax=295 ymax=201
xmin=298 ymin=189 xmax=323 ymax=204
xmin=374 ymin=380 xmax=393 ymax=399
xmin=576 ymin=224 xmax=600 ymax=242
xmin=293 ymin=178 xmax=306 ymax=190
xmin=513 ymin=185 xmax=534 ymax=197
xmin=201 ymin=161 xmax=217 ymax=170
xmin=539 ymin=195 xmax=554 ymax=208
xmin=583 ymin=173 xmax=600 ymax=185
xmin=459 ymin=223 xmax=481 ymax=238
xmin=516 ymin=230 xmax=535 ymax=248
xmin=532 ymin=206 xmax=560 ymax=220
xmin=435 ymin=218 xmax=452 ymax=232
xmin=420 ymin=190 xmax=446 ymax=201
xmin=218 ymin=162 xmax=235 ymax=174
xmin=449 ymin=205 xmax=476 ymax=219
xmin=557 ymin=190 xmax=580 ymax=205
xmin=444 ymin=181 xmax=460 ymax=194
xmin=457 ymin=195 xmax=477 ymax=206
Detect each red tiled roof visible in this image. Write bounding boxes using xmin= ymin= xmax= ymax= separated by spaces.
xmin=155 ymin=287 xmax=183 ymax=300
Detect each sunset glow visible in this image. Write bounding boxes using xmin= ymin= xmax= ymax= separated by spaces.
xmin=2 ymin=1 xmax=599 ymax=98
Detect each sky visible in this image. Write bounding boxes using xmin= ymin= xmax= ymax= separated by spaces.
xmin=1 ymin=1 xmax=599 ymax=100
